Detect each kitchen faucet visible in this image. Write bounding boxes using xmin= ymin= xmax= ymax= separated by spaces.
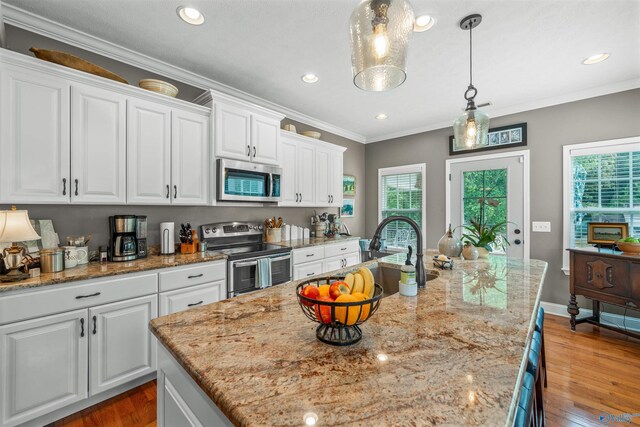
xmin=369 ymin=216 xmax=426 ymax=288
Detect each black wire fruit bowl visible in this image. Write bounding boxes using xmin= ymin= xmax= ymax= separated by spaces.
xmin=296 ymin=275 xmax=384 ymax=346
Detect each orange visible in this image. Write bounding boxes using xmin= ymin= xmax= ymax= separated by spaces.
xmin=334 ymin=294 xmax=359 ymax=325
xmin=351 ymin=292 xmax=370 ymax=321
xmin=318 ymin=284 xmax=331 ymax=298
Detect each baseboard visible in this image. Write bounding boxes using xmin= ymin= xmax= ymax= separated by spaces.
xmin=541 ymin=301 xmax=640 ymax=333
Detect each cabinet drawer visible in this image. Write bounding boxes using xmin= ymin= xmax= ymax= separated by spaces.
xmin=630 ymin=262 xmax=640 ymax=302
xmin=573 ymin=254 xmax=630 ymax=298
xmin=159 ymin=261 xmax=226 ymax=292
xmin=0 ymin=272 xmax=158 ymax=325
xmin=293 ymin=261 xmax=324 ymax=281
xmin=159 ymin=280 xmax=226 ymax=316
xmin=324 ymin=240 xmax=360 ymax=259
xmin=293 ymin=246 xmax=325 ymax=265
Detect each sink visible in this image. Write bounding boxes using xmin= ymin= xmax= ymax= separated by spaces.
xmin=368 ymin=265 xmax=438 ymax=297
xmin=360 ymin=250 xmax=394 ymax=262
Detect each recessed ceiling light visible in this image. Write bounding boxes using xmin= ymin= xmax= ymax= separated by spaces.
xmin=177 ymin=6 xmax=204 ymax=25
xmin=375 ymin=113 xmax=388 ymax=120
xmin=301 ymin=73 xmax=319 ymax=83
xmin=582 ymin=53 xmax=610 ymax=65
xmin=414 ymin=15 xmax=436 ymax=32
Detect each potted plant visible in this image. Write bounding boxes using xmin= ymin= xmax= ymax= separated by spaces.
xmin=458 ymin=197 xmax=512 ymax=258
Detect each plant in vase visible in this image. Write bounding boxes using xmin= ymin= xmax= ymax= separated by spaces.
xmin=458 ymin=197 xmax=512 ymax=258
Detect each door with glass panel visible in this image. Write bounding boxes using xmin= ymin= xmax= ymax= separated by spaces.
xmin=448 ymin=153 xmax=527 ymax=258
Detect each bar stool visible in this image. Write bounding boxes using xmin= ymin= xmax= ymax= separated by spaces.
xmin=535 ymin=307 xmax=547 ymax=388
xmin=527 ymin=330 xmax=546 ymax=426
xmin=514 ymin=372 xmax=535 ymax=427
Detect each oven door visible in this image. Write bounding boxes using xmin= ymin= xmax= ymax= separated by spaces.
xmin=217 ymin=158 xmax=282 ymax=202
xmin=228 ymin=253 xmax=291 ymax=297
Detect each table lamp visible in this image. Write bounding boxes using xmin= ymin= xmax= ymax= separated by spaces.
xmin=0 ymin=206 xmax=41 ymax=280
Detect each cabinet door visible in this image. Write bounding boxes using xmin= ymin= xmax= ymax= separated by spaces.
xmin=293 ymin=261 xmax=324 ymax=281
xmin=0 ymin=66 xmax=70 ymax=204
xmin=344 ymin=252 xmax=361 ymax=268
xmin=214 ymin=102 xmax=251 ymax=161
xmin=296 ymin=141 xmax=316 ymax=206
xmin=71 ymin=84 xmax=126 ymax=204
xmin=279 ymin=138 xmax=299 ymax=206
xmin=159 ymin=280 xmax=226 ymax=316
xmin=315 ymin=147 xmax=331 ymax=207
xmin=0 ymin=310 xmax=88 ymax=427
xmin=172 ymin=110 xmax=210 ymax=205
xmin=329 ymin=150 xmax=344 ymax=207
xmin=127 ymin=99 xmax=172 ymax=204
xmin=323 ymin=256 xmax=345 ymax=274
xmin=89 ymin=295 xmax=157 ymax=396
xmin=251 ymin=115 xmax=280 ymax=165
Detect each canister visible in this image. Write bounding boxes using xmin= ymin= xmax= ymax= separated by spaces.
xmin=40 ymin=248 xmax=65 ymax=273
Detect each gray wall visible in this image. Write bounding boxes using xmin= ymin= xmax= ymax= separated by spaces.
xmin=2 ymin=27 xmax=366 ymax=248
xmin=365 ymin=89 xmax=640 ymax=307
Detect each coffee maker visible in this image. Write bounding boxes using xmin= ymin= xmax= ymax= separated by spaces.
xmin=108 ymin=215 xmax=137 ymax=262
xmin=135 ymin=216 xmax=147 ymax=258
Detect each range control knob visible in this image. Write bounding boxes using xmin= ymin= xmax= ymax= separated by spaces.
xmin=211 ymin=227 xmax=218 ymax=234
xmin=258 ymin=224 xmax=263 ymax=231
xmin=204 ymin=227 xmax=211 ymax=234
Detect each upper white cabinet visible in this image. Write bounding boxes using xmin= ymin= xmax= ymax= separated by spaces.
xmin=0 ymin=66 xmax=70 ymax=204
xmin=172 ymin=110 xmax=210 ymax=205
xmin=127 ymin=98 xmax=173 ymax=205
xmin=329 ymin=149 xmax=344 ymax=207
xmin=315 ymin=145 xmax=344 ymax=207
xmin=194 ymin=91 xmax=284 ymax=166
xmin=71 ymin=84 xmax=127 ymax=204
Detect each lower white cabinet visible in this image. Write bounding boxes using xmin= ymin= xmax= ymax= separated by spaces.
xmin=89 ymin=295 xmax=157 ymax=396
xmin=292 ymin=241 xmax=361 ymax=281
xmin=0 ymin=310 xmax=88 ymax=427
xmin=160 ymin=280 xmax=226 ymax=316
xmin=293 ymin=261 xmax=324 ymax=281
xmin=323 ymin=253 xmax=361 ymax=273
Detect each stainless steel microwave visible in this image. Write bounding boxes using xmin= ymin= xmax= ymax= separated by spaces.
xmin=217 ymin=159 xmax=282 ymax=203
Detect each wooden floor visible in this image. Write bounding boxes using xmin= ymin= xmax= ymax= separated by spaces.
xmin=48 ymin=314 xmax=640 ymax=427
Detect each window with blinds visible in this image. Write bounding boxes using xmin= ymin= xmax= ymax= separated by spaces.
xmin=378 ymin=164 xmax=425 ymax=250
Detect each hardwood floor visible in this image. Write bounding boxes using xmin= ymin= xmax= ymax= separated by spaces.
xmin=48 ymin=314 xmax=640 ymax=427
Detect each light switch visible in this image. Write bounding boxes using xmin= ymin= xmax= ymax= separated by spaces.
xmin=532 ymin=221 xmax=551 ymax=232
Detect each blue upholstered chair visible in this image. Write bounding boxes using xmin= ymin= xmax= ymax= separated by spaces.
xmin=514 ymin=372 xmax=535 ymax=427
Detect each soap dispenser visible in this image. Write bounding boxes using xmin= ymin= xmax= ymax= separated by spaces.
xmin=399 ymin=246 xmax=417 ymax=296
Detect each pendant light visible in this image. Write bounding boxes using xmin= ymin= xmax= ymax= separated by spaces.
xmin=453 ymin=14 xmax=489 ymax=150
xmin=349 ymin=0 xmax=415 ymax=92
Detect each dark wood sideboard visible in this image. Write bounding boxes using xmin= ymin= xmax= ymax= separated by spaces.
xmin=567 ymin=249 xmax=640 ymax=339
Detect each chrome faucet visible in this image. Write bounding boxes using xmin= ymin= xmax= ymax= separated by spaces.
xmin=369 ymin=216 xmax=426 ymax=288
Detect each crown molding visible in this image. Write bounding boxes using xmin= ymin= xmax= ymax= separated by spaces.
xmin=365 ymin=78 xmax=640 ymax=143
xmin=1 ymin=2 xmax=367 ymax=143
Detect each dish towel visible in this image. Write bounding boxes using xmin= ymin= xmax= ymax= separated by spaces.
xmin=256 ymin=258 xmax=272 ymax=289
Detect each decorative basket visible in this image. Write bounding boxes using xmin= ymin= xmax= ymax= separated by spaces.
xmin=616 ymin=241 xmax=640 ymax=255
xmin=296 ymin=276 xmax=383 ymax=346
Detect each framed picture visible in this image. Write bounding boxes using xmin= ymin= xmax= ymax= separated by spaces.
xmin=587 ymin=222 xmax=628 ymax=245
xmin=343 ymin=175 xmax=356 ymax=196
xmin=341 ymin=199 xmax=355 ymax=217
xmin=449 ymin=122 xmax=527 ymax=155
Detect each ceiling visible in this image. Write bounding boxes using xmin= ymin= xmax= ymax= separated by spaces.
xmin=2 ymin=0 xmax=639 ymax=143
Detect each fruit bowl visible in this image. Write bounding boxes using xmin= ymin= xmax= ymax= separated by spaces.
xmin=296 ymin=276 xmax=383 ymax=346
xmin=616 ymin=240 xmax=640 ymax=255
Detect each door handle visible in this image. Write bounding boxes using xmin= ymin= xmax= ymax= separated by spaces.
xmin=166 ymin=185 xmax=170 ymax=199
xmin=247 ymin=145 xmax=251 ymax=156
xmin=330 ymin=195 xmax=333 ymax=203
xmin=306 ymin=272 xmax=315 ymax=277
xmin=92 ymin=315 xmax=97 ymax=335
xmin=300 ymin=193 xmax=303 ymax=202
xmin=80 ymin=318 xmax=85 ymax=337
xmin=188 ymin=301 xmax=204 ymax=307
xmin=174 ymin=185 xmax=177 ymax=199
xmin=74 ymin=179 xmax=79 ymax=196
xmin=514 ymin=239 xmax=522 ymax=245
xmin=253 ymin=146 xmax=256 ymax=157
xmin=328 ymin=195 xmax=331 ymax=203
xmin=306 ymin=253 xmax=315 ymax=257
xmin=62 ymin=178 xmax=67 ymax=196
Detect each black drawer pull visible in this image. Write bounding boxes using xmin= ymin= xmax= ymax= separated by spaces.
xmin=188 ymin=274 xmax=204 ymax=279
xmin=76 ymin=292 xmax=101 ymax=299
xmin=341 ymin=247 xmax=347 ymax=251
xmin=80 ymin=318 xmax=85 ymax=337
xmin=307 ymin=272 xmax=315 ymax=277
xmin=306 ymin=253 xmax=315 ymax=257
xmin=92 ymin=315 xmax=97 ymax=335
xmin=188 ymin=301 xmax=204 ymax=307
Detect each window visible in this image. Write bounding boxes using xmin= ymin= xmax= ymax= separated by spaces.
xmin=378 ymin=164 xmax=426 ymax=250
xmin=562 ymin=137 xmax=640 ymax=273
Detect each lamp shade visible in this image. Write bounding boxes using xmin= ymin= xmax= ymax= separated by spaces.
xmin=453 ymin=107 xmax=490 ymax=150
xmin=0 ymin=209 xmax=41 ymax=243
xmin=349 ymin=0 xmax=415 ymax=91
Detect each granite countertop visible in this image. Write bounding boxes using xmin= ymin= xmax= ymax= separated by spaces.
xmin=150 ymin=252 xmax=547 ymax=426
xmin=275 ymin=235 xmax=361 ymax=249
xmin=0 ymin=250 xmax=227 ymax=294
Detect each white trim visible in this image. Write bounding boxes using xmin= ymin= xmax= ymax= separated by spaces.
xmin=1 ymin=3 xmax=367 ymax=144
xmin=377 ymin=163 xmax=427 ymax=250
xmin=561 ymin=136 xmax=640 ymax=273
xmin=541 ymin=301 xmax=640 ymax=333
xmin=445 ymin=150 xmax=531 ymax=260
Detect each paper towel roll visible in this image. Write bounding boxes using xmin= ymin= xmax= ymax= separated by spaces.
xmin=160 ymin=222 xmax=175 ymax=255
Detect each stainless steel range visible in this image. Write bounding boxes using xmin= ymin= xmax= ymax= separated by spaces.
xmin=201 ymin=222 xmax=292 ymax=298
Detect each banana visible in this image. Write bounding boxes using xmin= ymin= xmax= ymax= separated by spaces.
xmin=352 ymin=273 xmax=364 ymax=294
xmin=359 ymin=267 xmax=375 ymax=298
xmin=344 ymin=273 xmax=355 ymax=291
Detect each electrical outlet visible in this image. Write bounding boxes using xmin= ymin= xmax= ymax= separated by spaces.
xmin=532 ymin=221 xmax=551 ymax=233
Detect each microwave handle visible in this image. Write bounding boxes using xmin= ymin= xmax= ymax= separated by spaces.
xmin=267 ymin=173 xmax=273 ymax=197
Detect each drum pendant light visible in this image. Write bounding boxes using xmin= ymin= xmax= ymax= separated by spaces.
xmin=453 ymin=14 xmax=490 ymax=150
xmin=349 ymin=0 xmax=415 ymax=91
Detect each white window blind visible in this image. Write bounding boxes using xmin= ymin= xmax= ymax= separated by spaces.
xmin=378 ymin=164 xmax=426 ymax=250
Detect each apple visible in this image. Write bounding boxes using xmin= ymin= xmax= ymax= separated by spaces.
xmin=329 ymin=282 xmax=351 ymax=300
xmin=300 ymin=285 xmax=320 ymax=306
xmin=314 ymin=296 xmax=333 ymax=324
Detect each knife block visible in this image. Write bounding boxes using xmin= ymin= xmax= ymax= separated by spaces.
xmin=180 ymin=243 xmax=197 ymax=254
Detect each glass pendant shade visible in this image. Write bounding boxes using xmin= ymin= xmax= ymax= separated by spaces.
xmin=453 ymin=106 xmax=490 ymax=150
xmin=349 ymin=0 xmax=415 ymax=91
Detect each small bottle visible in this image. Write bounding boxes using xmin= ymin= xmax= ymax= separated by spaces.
xmin=99 ymin=246 xmax=108 ymax=264
xmin=400 ymin=246 xmax=416 ymax=284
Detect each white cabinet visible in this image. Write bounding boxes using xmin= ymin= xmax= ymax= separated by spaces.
xmin=323 ymin=253 xmax=361 ymax=272
xmin=88 ymin=295 xmax=157 ymax=396
xmin=329 ymin=149 xmax=344 ymax=207
xmin=0 ymin=66 xmax=70 ymax=204
xmin=159 ymin=280 xmax=226 ymax=316
xmin=251 ymin=115 xmax=280 ymax=165
xmin=214 ymin=101 xmax=251 ymax=162
xmin=315 ymin=146 xmax=344 ymax=207
xmin=127 ymin=98 xmax=172 ymax=204
xmin=297 ymin=140 xmax=316 ymax=206
xmin=280 ymin=138 xmax=299 ymax=205
xmin=71 ymin=84 xmax=127 ymax=204
xmin=0 ymin=310 xmax=88 ymax=427
xmin=292 ymin=240 xmax=361 ymax=280
xmin=293 ymin=261 xmax=324 ymax=281
xmin=172 ymin=110 xmax=210 ymax=205
xmin=279 ymin=136 xmax=315 ymax=206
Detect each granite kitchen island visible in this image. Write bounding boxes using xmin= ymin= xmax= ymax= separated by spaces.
xmin=150 ymin=253 xmax=547 ymax=426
